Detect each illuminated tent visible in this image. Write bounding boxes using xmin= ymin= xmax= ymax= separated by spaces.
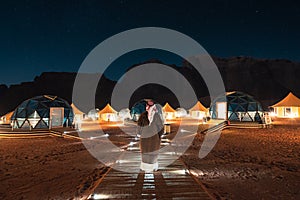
xmin=270 ymin=92 xmax=300 ymax=118
xmin=175 ymin=108 xmax=187 ymax=118
xmin=162 ymin=103 xmax=176 ymax=120
xmin=98 ymin=104 xmax=118 ymax=122
xmin=210 ymin=91 xmax=263 ymax=122
xmin=71 ymin=103 xmax=85 ymax=116
xmin=71 ymin=103 xmax=85 ymax=129
xmin=189 ymin=101 xmax=208 ymax=119
xmin=71 ymin=103 xmax=85 ymax=119
xmin=0 ymin=111 xmax=14 ymax=124
xmin=11 ymin=95 xmax=74 ymax=129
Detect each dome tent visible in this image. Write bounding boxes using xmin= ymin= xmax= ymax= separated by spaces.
xmin=210 ymin=91 xmax=263 ymax=122
xmin=88 ymin=108 xmax=99 ymax=120
xmin=175 ymin=108 xmax=187 ymax=118
xmin=118 ymin=108 xmax=131 ymax=120
xmin=130 ymin=100 xmax=147 ymax=121
xmin=11 ymin=95 xmax=74 ymax=129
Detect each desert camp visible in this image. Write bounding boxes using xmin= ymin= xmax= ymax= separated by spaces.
xmin=1 ymin=1 xmax=299 ymax=199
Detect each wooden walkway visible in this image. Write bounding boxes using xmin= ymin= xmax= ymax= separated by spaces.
xmin=88 ymin=132 xmax=213 ymax=200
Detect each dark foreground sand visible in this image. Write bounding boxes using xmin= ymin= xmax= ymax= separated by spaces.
xmin=0 ymin=120 xmax=299 ymax=200
xmin=183 ymin=121 xmax=300 ymax=200
xmin=0 ymin=135 xmax=109 ymax=200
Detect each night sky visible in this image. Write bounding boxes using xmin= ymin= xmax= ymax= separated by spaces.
xmin=1 ymin=0 xmax=300 ymax=85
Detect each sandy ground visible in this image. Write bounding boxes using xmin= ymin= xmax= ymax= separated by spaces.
xmin=182 ymin=119 xmax=300 ymax=200
xmin=0 ymin=135 xmax=109 ymax=200
xmin=0 ymin=119 xmax=299 ymax=200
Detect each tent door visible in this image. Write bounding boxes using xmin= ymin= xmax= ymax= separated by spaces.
xmin=217 ymin=102 xmax=227 ymax=119
xmin=50 ymin=107 xmax=64 ymax=128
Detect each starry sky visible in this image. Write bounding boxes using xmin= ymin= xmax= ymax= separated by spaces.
xmin=1 ymin=0 xmax=300 ymax=86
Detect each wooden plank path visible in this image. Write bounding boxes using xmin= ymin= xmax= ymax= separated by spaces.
xmin=88 ymin=134 xmax=213 ymax=200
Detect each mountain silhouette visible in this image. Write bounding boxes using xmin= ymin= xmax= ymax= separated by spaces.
xmin=0 ymin=56 xmax=299 ymax=116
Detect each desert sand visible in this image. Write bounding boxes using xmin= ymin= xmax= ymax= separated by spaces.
xmin=183 ymin=119 xmax=300 ymax=200
xmin=0 ymin=134 xmax=109 ymax=200
xmin=0 ymin=119 xmax=299 ymax=199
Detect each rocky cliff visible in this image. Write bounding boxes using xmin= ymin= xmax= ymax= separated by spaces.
xmin=0 ymin=57 xmax=299 ymax=115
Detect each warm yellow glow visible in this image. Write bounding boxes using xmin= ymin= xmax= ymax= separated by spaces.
xmin=171 ymin=169 xmax=188 ymax=175
xmin=190 ymin=111 xmax=206 ymax=119
xmin=287 ymin=113 xmax=296 ymax=118
xmin=164 ymin=112 xmax=175 ymax=120
xmin=189 ymin=170 xmax=204 ymax=177
xmin=270 ymin=112 xmax=277 ymax=117
xmin=103 ymin=123 xmax=124 ymax=127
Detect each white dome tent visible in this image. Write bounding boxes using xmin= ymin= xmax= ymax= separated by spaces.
xmin=88 ymin=108 xmax=99 ymax=121
xmin=118 ymin=108 xmax=131 ymax=120
xmin=175 ymin=108 xmax=187 ymax=118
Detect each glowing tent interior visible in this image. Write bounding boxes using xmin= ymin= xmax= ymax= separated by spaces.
xmin=98 ymin=104 xmax=118 ymax=121
xmin=270 ymin=92 xmax=300 ymax=118
xmin=0 ymin=111 xmax=14 ymax=124
xmin=189 ymin=101 xmax=208 ymax=119
xmin=162 ymin=103 xmax=176 ymax=120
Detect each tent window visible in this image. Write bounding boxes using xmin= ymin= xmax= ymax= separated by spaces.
xmin=284 ymin=107 xmax=291 ymax=116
